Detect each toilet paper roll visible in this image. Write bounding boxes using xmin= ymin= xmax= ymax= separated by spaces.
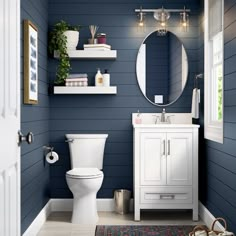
xmin=46 ymin=151 xmax=59 ymax=164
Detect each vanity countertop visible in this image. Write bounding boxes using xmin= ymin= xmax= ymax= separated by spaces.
xmin=132 ymin=113 xmax=200 ymax=128
xmin=133 ymin=123 xmax=200 ymax=128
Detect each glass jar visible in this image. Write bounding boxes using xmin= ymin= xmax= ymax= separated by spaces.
xmin=97 ymin=33 xmax=106 ymax=44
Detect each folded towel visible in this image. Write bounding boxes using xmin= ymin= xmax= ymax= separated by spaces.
xmin=191 ymin=88 xmax=200 ymax=119
xmin=84 ymin=44 xmax=111 ymax=49
xmin=66 ymin=81 xmax=88 ymax=87
xmin=68 ymin=74 xmax=88 ymax=78
xmin=66 ymin=78 xmax=88 ymax=82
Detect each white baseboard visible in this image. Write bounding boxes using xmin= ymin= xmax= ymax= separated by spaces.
xmin=50 ymin=198 xmax=73 ymax=211
xmin=199 ymin=202 xmax=225 ymax=231
xmin=23 ymin=200 xmax=51 ymax=236
xmin=50 ymin=198 xmax=134 ymax=212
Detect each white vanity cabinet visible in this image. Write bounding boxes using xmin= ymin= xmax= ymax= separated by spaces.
xmin=133 ymin=125 xmax=199 ymax=221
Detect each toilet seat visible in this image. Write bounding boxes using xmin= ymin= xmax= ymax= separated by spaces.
xmin=66 ymin=168 xmax=103 ymax=179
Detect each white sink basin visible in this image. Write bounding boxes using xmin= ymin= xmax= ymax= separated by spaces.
xmin=132 ymin=113 xmax=199 ymax=128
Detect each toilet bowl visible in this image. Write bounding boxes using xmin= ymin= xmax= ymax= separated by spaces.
xmin=65 ymin=134 xmax=108 ymax=224
xmin=66 ymin=168 xmax=104 ymax=224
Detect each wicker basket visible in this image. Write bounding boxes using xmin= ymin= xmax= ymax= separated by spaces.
xmin=209 ymin=217 xmax=234 ymax=236
xmin=189 ymin=225 xmax=210 ymax=236
xmin=209 ymin=218 xmax=226 ymax=235
xmin=189 ymin=218 xmax=234 ymax=236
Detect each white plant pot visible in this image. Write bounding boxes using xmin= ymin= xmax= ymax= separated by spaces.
xmin=63 ymin=30 xmax=79 ymax=51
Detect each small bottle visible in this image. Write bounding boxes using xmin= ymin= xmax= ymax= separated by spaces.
xmin=95 ymin=68 xmax=103 ymax=86
xmin=135 ymin=110 xmax=142 ymax=124
xmin=97 ymin=33 xmax=106 ymax=44
xmin=103 ymin=69 xmax=110 ymax=87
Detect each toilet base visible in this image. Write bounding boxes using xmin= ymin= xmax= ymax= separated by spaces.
xmin=71 ymin=193 xmax=98 ymax=224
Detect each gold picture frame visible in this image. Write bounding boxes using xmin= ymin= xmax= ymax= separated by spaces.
xmin=24 ymin=20 xmax=38 ymax=104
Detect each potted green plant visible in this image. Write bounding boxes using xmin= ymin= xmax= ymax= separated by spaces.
xmin=48 ymin=20 xmax=80 ymax=85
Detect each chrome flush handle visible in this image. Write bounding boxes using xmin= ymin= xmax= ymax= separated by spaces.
xmin=65 ymin=139 xmax=74 ymax=143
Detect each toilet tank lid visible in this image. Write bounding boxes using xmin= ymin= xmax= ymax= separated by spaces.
xmin=65 ymin=134 xmax=108 ymax=139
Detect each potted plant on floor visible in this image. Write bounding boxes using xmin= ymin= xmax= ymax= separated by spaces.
xmin=48 ymin=20 xmax=81 ymax=85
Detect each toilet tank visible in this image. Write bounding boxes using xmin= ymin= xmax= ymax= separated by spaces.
xmin=65 ymin=134 xmax=108 ymax=169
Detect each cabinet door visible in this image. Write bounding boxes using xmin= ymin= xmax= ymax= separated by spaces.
xmin=140 ymin=133 xmax=166 ymax=186
xmin=166 ymin=133 xmax=192 ymax=185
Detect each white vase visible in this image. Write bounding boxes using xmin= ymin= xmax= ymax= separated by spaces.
xmin=63 ymin=30 xmax=79 ymax=51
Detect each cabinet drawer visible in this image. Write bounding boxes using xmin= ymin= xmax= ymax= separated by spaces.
xmin=140 ymin=187 xmax=192 ymax=204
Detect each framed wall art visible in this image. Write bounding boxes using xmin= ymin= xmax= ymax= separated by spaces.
xmin=24 ymin=19 xmax=38 ymax=104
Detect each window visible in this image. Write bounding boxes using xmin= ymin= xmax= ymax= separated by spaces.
xmin=204 ymin=0 xmax=224 ymax=143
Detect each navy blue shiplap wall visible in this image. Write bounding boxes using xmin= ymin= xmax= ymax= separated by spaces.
xmin=21 ymin=0 xmax=50 ymax=234
xmin=200 ymin=0 xmax=236 ymax=232
xmin=48 ymin=0 xmax=200 ymax=198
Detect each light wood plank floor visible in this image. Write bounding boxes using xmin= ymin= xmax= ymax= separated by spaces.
xmin=37 ymin=210 xmax=204 ymax=236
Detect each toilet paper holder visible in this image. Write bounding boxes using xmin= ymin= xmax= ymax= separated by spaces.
xmin=43 ymin=146 xmax=59 ymax=164
xmin=43 ymin=146 xmax=54 ymax=154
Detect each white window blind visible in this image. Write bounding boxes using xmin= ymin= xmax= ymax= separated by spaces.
xmin=209 ymin=0 xmax=223 ymax=39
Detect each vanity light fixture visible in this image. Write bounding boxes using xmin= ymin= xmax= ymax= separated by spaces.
xmin=135 ymin=6 xmax=191 ymax=35
xmin=180 ymin=6 xmax=189 ymax=31
xmin=153 ymin=7 xmax=170 ymax=35
xmin=138 ymin=6 xmax=145 ymax=27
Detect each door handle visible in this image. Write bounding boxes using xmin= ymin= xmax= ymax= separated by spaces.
xmin=18 ymin=131 xmax=34 ymax=145
xmin=168 ymin=140 xmax=170 ymax=155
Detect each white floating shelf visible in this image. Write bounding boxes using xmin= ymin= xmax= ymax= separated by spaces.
xmin=54 ymin=86 xmax=117 ymax=94
xmin=54 ymin=50 xmax=117 ymax=60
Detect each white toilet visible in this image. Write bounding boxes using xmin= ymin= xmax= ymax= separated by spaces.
xmin=65 ymin=134 xmax=108 ymax=224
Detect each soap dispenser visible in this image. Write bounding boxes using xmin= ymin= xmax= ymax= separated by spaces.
xmin=103 ymin=69 xmax=110 ymax=87
xmin=135 ymin=110 xmax=142 ymax=124
xmin=95 ymin=68 xmax=103 ymax=87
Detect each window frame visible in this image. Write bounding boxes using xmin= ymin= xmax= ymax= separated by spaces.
xmin=204 ymin=0 xmax=224 ymax=143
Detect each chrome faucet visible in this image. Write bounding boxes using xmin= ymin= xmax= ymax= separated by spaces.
xmin=153 ymin=109 xmax=174 ymax=124
xmin=161 ymin=108 xmax=166 ymax=122
xmin=161 ymin=109 xmax=174 ymax=123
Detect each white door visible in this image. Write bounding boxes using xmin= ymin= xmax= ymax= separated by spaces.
xmin=166 ymin=132 xmax=192 ymax=186
xmin=0 ymin=0 xmax=21 ymax=235
xmin=140 ymin=133 xmax=166 ymax=186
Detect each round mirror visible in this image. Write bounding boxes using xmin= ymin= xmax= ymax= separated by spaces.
xmin=136 ymin=30 xmax=188 ymax=106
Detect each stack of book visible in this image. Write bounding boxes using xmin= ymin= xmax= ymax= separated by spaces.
xmin=84 ymin=44 xmax=111 ymax=51
xmin=65 ymin=74 xmax=88 ymax=87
